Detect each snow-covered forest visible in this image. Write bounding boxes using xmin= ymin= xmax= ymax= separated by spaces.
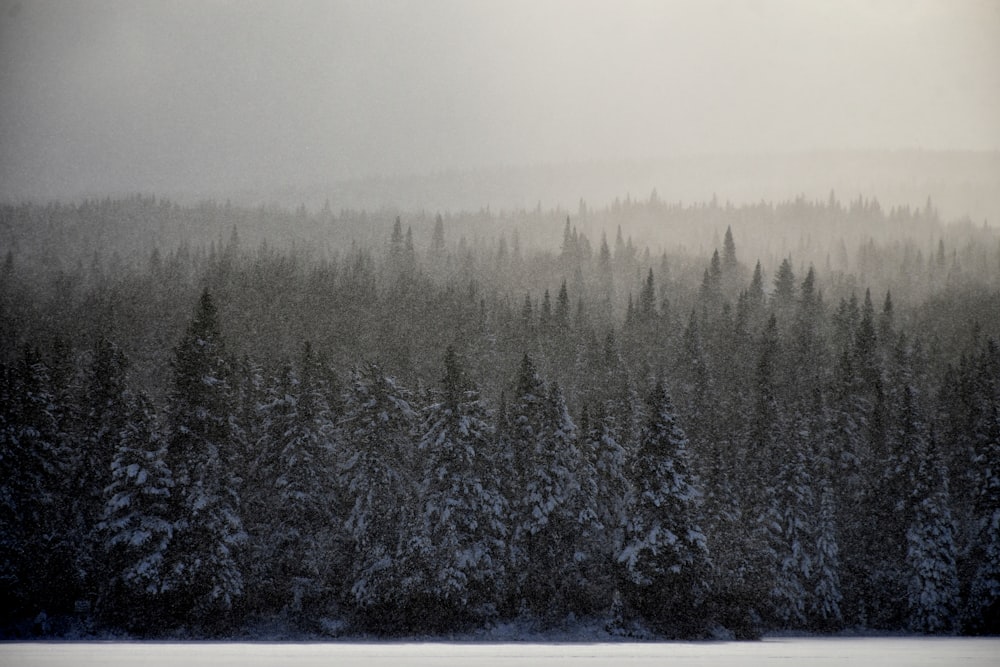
xmin=1 ymin=193 xmax=998 ymax=638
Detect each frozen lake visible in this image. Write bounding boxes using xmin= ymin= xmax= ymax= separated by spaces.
xmin=3 ymin=638 xmax=999 ymax=667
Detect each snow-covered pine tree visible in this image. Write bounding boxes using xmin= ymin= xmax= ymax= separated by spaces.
xmin=810 ymin=478 xmax=843 ymax=627
xmin=808 ymin=466 xmax=843 ymax=630
xmin=718 ymin=314 xmax=782 ymax=638
xmin=766 ymin=413 xmax=815 ymax=630
xmin=233 ymin=357 xmax=278 ymax=616
xmin=98 ymin=391 xmax=174 ymax=631
xmin=507 ymin=353 xmax=595 ymax=618
xmin=251 ymin=352 xmax=338 ymax=619
xmin=0 ymin=346 xmax=77 ymax=622
xmin=162 ymin=289 xmax=246 ymax=627
xmin=0 ymin=349 xmax=63 ymax=622
xmin=619 ymin=379 xmax=712 ymax=638
xmin=584 ymin=402 xmax=629 ymax=585
xmin=404 ymin=347 xmax=507 ymax=628
xmin=965 ymin=339 xmax=1000 ymax=633
xmin=828 ymin=328 xmax=870 ymax=627
xmin=76 ymin=337 xmax=133 ymax=605
xmin=863 ymin=336 xmax=928 ymax=630
xmin=338 ymin=362 xmax=417 ymax=630
xmin=905 ymin=420 xmax=959 ymax=634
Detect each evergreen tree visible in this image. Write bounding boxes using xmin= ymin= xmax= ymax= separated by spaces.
xmin=748 ymin=260 xmax=765 ymax=311
xmin=809 ymin=480 xmax=843 ymax=630
xmin=98 ymin=392 xmax=174 ymax=631
xmin=586 ymin=403 xmax=629 ymax=559
xmin=906 ymin=434 xmax=960 ymax=634
xmin=338 ymin=362 xmax=417 ymax=629
xmin=507 ymin=354 xmax=595 ymax=618
xmin=765 ymin=416 xmax=816 ymax=629
xmin=0 ymin=348 xmax=69 ymax=622
xmin=555 ymin=280 xmax=570 ymax=331
xmin=619 ymin=379 xmax=712 ymax=637
xmin=163 ymin=289 xmax=246 ymax=626
xmin=638 ymin=268 xmax=656 ymax=322
xmin=431 ymin=214 xmax=445 ymax=255
xmin=964 ymin=339 xmax=1000 ymax=633
xmin=406 ymin=347 xmax=507 ymax=627
xmin=772 ymin=257 xmax=796 ymax=312
xmin=722 ymin=226 xmax=738 ymax=273
xmin=77 ymin=337 xmax=133 ymax=602
xmin=256 ymin=355 xmax=338 ymax=619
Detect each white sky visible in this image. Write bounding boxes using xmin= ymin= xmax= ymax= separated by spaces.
xmin=0 ymin=0 xmax=997 ymax=200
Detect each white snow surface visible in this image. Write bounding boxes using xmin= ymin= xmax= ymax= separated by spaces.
xmin=3 ymin=638 xmax=998 ymax=667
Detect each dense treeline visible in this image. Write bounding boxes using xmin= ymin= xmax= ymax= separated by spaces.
xmin=0 ymin=194 xmax=998 ymax=638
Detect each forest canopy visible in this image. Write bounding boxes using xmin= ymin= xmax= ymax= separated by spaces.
xmin=0 ymin=192 xmax=998 ymax=638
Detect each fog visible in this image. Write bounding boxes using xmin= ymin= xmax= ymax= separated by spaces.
xmin=0 ymin=0 xmax=997 ymax=203
xmin=6 ymin=2 xmax=1000 ymax=647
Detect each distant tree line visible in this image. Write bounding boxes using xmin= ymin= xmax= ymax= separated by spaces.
xmin=0 ymin=195 xmax=998 ymax=638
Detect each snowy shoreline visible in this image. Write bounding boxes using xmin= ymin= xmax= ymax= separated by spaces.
xmin=3 ymin=637 xmax=1000 ymax=667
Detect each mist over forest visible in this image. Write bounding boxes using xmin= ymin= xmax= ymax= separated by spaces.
xmin=2 ymin=178 xmax=999 ymax=637
xmin=1 ymin=0 xmax=999 ymax=645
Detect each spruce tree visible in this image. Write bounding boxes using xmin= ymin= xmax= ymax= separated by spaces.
xmin=163 ymin=289 xmax=246 ymax=626
xmin=772 ymin=257 xmax=796 ymax=313
xmin=0 ymin=348 xmax=68 ymax=622
xmin=254 ymin=353 xmax=338 ymax=619
xmin=98 ymin=392 xmax=174 ymax=631
xmin=406 ymin=347 xmax=507 ymax=626
xmin=338 ymin=362 xmax=417 ymax=629
xmin=809 ymin=480 xmax=843 ymax=630
xmin=507 ymin=354 xmax=594 ymax=618
xmin=765 ymin=417 xmax=815 ymax=629
xmin=619 ymin=379 xmax=712 ymax=637
xmin=77 ymin=337 xmax=133 ymax=603
xmin=906 ymin=434 xmax=959 ymax=634
xmin=965 ymin=339 xmax=1000 ymax=633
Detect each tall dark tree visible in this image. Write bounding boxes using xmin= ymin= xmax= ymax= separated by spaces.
xmin=906 ymin=431 xmax=959 ymax=633
xmin=406 ymin=347 xmax=507 ymax=627
xmin=76 ymin=337 xmax=133 ymax=600
xmin=163 ymin=289 xmax=246 ymax=625
xmin=98 ymin=392 xmax=174 ymax=631
xmin=619 ymin=379 xmax=711 ymax=638
xmin=0 ymin=348 xmax=70 ymax=623
xmin=507 ymin=354 xmax=596 ymax=617
xmin=338 ymin=362 xmax=417 ymax=629
xmin=250 ymin=352 xmax=339 ymax=619
xmin=772 ymin=257 xmax=796 ymax=313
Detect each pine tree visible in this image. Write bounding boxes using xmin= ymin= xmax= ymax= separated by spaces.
xmin=255 ymin=353 xmax=338 ymax=618
xmin=772 ymin=257 xmax=796 ymax=313
xmin=855 ymin=289 xmax=879 ymax=390
xmin=638 ymin=268 xmax=656 ymax=322
xmin=906 ymin=434 xmax=959 ymax=634
xmin=586 ymin=403 xmax=629 ymax=561
xmin=77 ymin=337 xmax=133 ymax=603
xmin=748 ymin=260 xmax=765 ymax=311
xmin=338 ymin=362 xmax=417 ymax=629
xmin=0 ymin=348 xmax=69 ymax=622
xmin=431 ymin=213 xmax=445 ymax=255
xmin=766 ymin=417 xmax=816 ymax=629
xmin=809 ymin=480 xmax=843 ymax=630
xmin=98 ymin=392 xmax=174 ymax=631
xmin=722 ymin=226 xmax=738 ymax=273
xmin=163 ymin=289 xmax=246 ymax=626
xmin=507 ymin=354 xmax=594 ymax=618
xmin=405 ymin=347 xmax=507 ymax=627
xmin=555 ymin=280 xmax=570 ymax=331
xmin=619 ymin=379 xmax=712 ymax=637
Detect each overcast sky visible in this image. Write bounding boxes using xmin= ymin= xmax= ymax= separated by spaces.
xmin=0 ymin=0 xmax=997 ymax=201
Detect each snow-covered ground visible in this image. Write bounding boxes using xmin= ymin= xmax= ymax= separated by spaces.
xmin=3 ymin=638 xmax=999 ymax=667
